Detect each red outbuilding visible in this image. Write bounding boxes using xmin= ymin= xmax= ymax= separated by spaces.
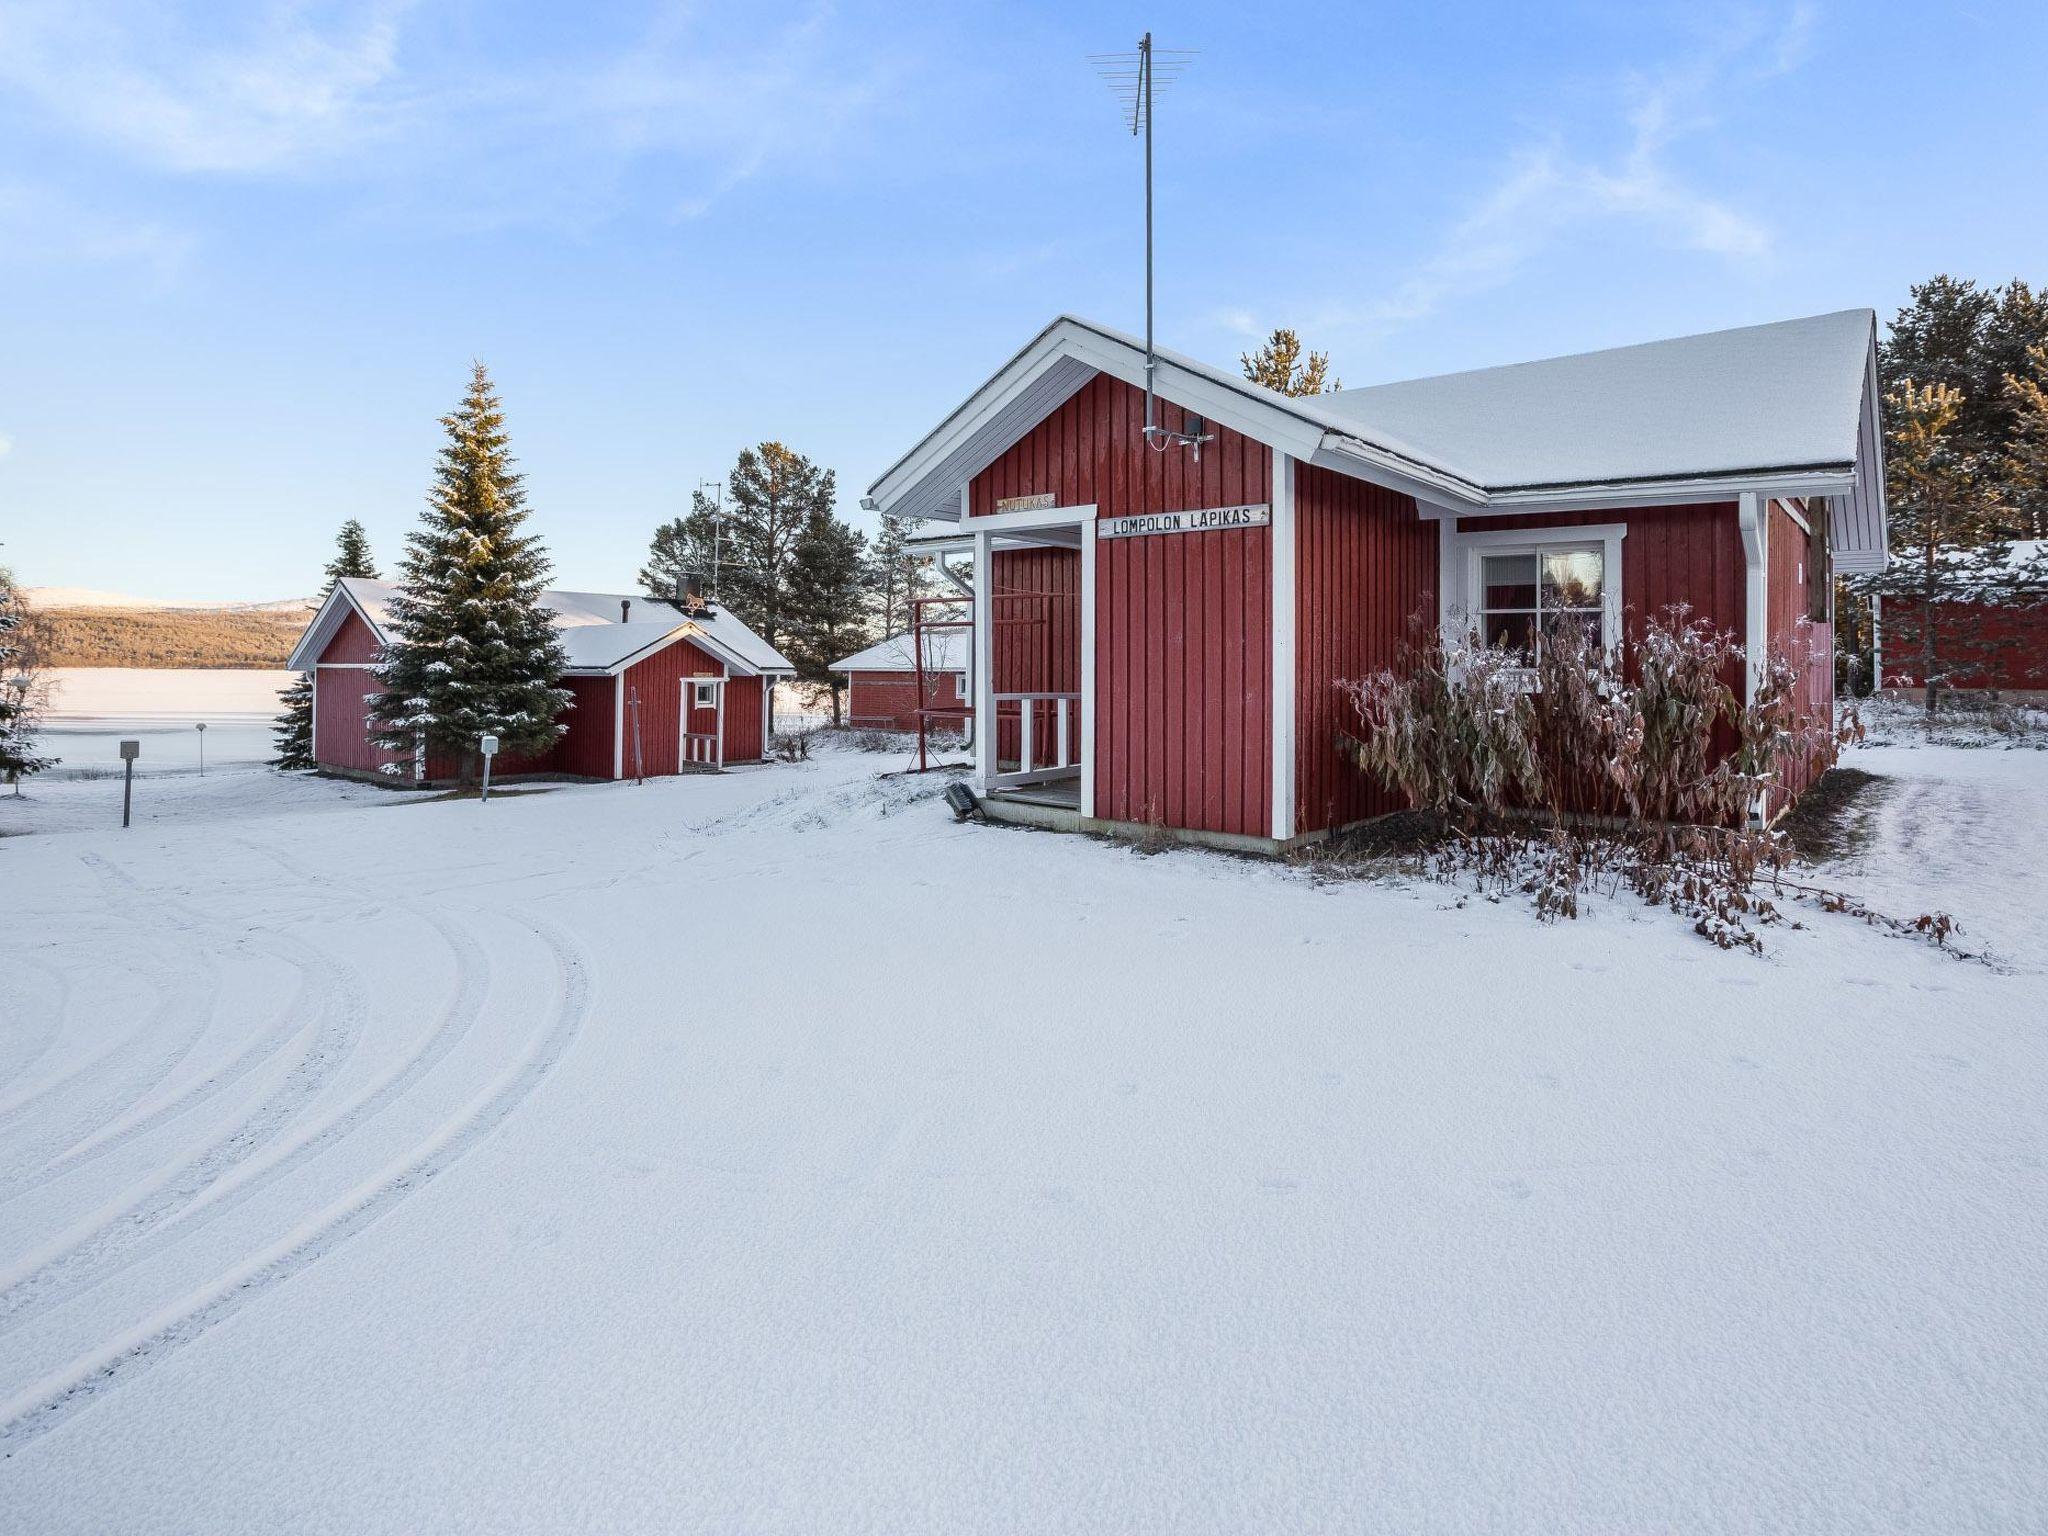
xmin=831 ymin=631 xmax=971 ymax=733
xmin=865 ymin=311 xmax=1890 ymax=851
xmin=1876 ymin=541 xmax=2048 ymax=699
xmin=286 ymin=579 xmax=795 ymax=784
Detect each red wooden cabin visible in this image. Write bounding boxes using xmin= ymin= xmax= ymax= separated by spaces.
xmin=831 ymin=631 xmax=971 ymax=733
xmin=866 ymin=311 xmax=1889 ymax=851
xmin=286 ymin=579 xmax=794 ymax=784
xmin=1876 ymin=542 xmax=2048 ymax=698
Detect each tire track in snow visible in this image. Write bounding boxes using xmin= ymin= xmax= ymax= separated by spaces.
xmin=0 ymin=912 xmax=487 ymax=1335
xmin=0 ymin=941 xmax=318 ymax=1210
xmin=0 ymin=914 xmax=590 ymax=1458
xmin=0 ymin=953 xmax=218 ymax=1183
xmin=0 ymin=960 xmax=71 ymax=1099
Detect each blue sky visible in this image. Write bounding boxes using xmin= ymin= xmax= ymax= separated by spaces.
xmin=2 ymin=0 xmax=2043 ymax=601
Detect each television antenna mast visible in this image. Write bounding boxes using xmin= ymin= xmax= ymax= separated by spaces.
xmin=1091 ymin=32 xmax=1210 ymax=458
xmin=697 ymin=478 xmax=725 ymax=601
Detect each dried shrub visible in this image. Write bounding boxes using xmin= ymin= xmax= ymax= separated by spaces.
xmin=1338 ymin=611 xmax=1944 ymax=955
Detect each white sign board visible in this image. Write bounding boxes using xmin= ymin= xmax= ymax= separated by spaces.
xmin=995 ymin=492 xmax=1057 ymax=513
xmin=1098 ymin=503 xmax=1271 ymax=540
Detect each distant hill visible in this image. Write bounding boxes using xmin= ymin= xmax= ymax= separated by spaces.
xmin=24 ymin=586 xmax=314 ymax=614
xmin=32 ymin=602 xmax=316 ymax=670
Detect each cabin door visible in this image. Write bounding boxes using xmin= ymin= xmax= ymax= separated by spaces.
xmin=680 ymin=675 xmax=726 ymax=768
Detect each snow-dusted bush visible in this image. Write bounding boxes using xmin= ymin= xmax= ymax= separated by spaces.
xmin=1337 ymin=611 xmax=1891 ymax=953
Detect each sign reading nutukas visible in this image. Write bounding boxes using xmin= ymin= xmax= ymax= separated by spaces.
xmin=1098 ymin=503 xmax=1271 ymax=540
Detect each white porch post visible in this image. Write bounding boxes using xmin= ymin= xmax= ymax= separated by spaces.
xmin=1079 ymin=516 xmax=1097 ymax=819
xmin=973 ymin=524 xmax=995 ymax=791
xmin=1269 ymin=453 xmax=1298 ymax=844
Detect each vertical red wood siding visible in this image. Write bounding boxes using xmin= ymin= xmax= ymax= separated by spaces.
xmin=990 ymin=547 xmax=1081 ymax=767
xmin=968 ymin=372 xmax=1273 ymax=839
xmin=311 ymin=666 xmax=400 ymax=776
xmin=620 ymin=638 xmax=722 ymax=777
xmin=548 ymin=676 xmax=618 ymax=779
xmin=1293 ymin=465 xmax=1440 ymax=834
xmin=322 ymin=608 xmax=383 ymax=664
xmin=1766 ymin=500 xmax=1834 ymax=804
xmin=722 ymin=674 xmax=766 ymax=762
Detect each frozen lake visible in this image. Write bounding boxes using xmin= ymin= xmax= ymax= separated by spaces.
xmin=36 ymin=669 xmax=291 ymax=777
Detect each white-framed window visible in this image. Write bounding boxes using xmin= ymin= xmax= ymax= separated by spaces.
xmin=692 ymin=680 xmax=717 ymax=709
xmin=955 ymin=672 xmax=970 ymax=700
xmin=1455 ymin=523 xmax=1625 ymax=662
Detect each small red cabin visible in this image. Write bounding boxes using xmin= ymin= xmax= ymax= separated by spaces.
xmin=831 ymin=631 xmax=971 ymax=733
xmin=1877 ymin=541 xmax=2048 ymax=698
xmin=286 ymin=579 xmax=795 ymax=784
xmin=866 ymin=311 xmax=1890 ymax=851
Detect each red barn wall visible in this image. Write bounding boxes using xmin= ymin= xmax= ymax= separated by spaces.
xmin=969 ymin=371 xmax=1273 ymax=839
xmin=1293 ymin=466 xmax=1440 ymax=835
xmin=549 ymin=676 xmax=618 ymax=779
xmin=323 ymin=607 xmax=383 ymax=665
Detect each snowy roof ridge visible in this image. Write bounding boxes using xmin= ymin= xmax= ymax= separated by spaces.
xmin=831 ymin=630 xmax=969 ymax=673
xmin=308 ymin=578 xmax=794 ymax=676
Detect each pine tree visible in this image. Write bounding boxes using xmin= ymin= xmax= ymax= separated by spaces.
xmin=368 ymin=364 xmax=569 ymax=780
xmin=1880 ymin=277 xmax=2048 ymax=534
xmin=0 ymin=564 xmax=56 ymax=790
xmin=638 ymin=496 xmax=721 ymax=601
xmin=1241 ymin=328 xmax=1340 ymax=396
xmin=866 ymin=512 xmax=933 ymax=637
xmin=784 ymin=511 xmax=871 ymax=725
xmin=1850 ymin=381 xmax=2013 ymax=716
xmin=701 ymin=442 xmax=837 ymax=650
xmin=273 ymin=519 xmax=380 ymax=770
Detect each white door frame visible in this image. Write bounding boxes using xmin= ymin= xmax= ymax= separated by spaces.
xmin=681 ymin=674 xmax=727 ymax=769
xmin=968 ymin=500 xmax=1095 ymax=805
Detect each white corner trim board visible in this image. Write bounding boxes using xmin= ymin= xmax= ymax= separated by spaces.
xmin=1269 ymin=454 xmax=1298 ymax=844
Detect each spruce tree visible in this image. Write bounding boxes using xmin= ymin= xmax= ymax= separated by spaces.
xmin=0 ymin=564 xmax=56 ymax=790
xmin=368 ymin=364 xmax=569 ymax=780
xmin=866 ymin=512 xmax=933 ymax=637
xmin=273 ymin=519 xmax=380 ymax=769
xmin=785 ymin=511 xmax=871 ymax=725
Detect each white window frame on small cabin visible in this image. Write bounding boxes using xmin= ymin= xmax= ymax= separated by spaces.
xmin=1450 ymin=523 xmax=1627 ymax=667
xmin=692 ymin=680 xmax=717 ymax=710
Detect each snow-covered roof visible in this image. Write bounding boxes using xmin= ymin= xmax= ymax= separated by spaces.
xmin=831 ymin=631 xmax=969 ymax=674
xmin=1317 ymin=310 xmax=1876 ymax=491
xmin=288 ymin=579 xmax=795 ymax=675
xmin=866 ymin=309 xmax=1889 ymax=571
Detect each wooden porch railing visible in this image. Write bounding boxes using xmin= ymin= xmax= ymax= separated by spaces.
xmin=990 ymin=691 xmax=1081 ymax=789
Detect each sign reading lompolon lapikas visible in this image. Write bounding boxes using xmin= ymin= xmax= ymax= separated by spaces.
xmin=1098 ymin=503 xmax=1271 ymax=540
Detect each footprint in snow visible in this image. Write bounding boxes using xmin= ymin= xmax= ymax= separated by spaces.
xmin=1495 ymin=1179 xmax=1533 ymax=1201
xmin=1258 ymin=1177 xmax=1300 ymax=1194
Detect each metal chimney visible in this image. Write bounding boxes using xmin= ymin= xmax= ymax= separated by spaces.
xmin=620 ymin=598 xmax=631 ymax=623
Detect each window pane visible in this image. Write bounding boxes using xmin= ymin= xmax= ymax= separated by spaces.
xmin=1541 ymin=549 xmax=1604 ymax=608
xmin=1482 ymin=610 xmax=1536 ymax=658
xmin=1481 ymin=554 xmax=1537 ymax=611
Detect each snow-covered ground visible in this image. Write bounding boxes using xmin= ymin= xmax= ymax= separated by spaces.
xmin=1 ymin=742 xmax=2044 ymax=1532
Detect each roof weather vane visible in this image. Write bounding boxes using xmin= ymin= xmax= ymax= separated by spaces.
xmin=1090 ymin=32 xmax=1211 ymax=458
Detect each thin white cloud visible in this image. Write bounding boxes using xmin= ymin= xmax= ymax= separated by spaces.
xmin=1240 ymin=3 xmax=1816 ymax=343
xmin=0 ymin=0 xmax=908 ymax=232
xmin=0 ymin=0 xmax=412 ymax=174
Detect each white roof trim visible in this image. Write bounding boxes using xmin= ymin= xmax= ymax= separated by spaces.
xmin=285 ymin=581 xmax=384 ymax=672
xmin=866 ymin=311 xmax=1888 ymax=571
